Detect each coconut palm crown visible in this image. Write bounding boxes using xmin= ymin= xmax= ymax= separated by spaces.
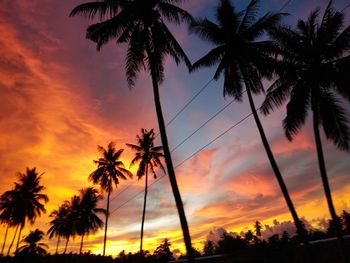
xmin=261 ymin=1 xmax=350 ymax=259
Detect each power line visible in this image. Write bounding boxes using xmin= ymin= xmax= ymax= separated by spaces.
xmin=109 ymin=108 xmax=257 ymax=216
xmin=278 ymin=0 xmax=293 ymax=12
xmin=341 ymin=3 xmax=350 ymax=12
xmin=155 ymin=78 xmax=214 ymax=137
xmin=170 ymin=90 xmax=247 ymax=153
xmin=109 ymin=180 xmax=137 ymax=203
xmin=166 ymin=78 xmax=214 ymax=128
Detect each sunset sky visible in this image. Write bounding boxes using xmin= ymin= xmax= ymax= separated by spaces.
xmin=0 ymin=0 xmax=350 ymax=256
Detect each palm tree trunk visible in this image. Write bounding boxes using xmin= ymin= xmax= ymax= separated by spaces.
xmin=103 ymin=187 xmax=111 ymax=256
xmin=15 ymin=225 xmax=23 ymax=251
xmin=7 ymin=224 xmax=19 ymax=256
xmin=312 ymin=109 xmax=348 ymax=263
xmin=55 ymin=235 xmax=60 ymax=254
xmin=1 ymin=225 xmax=9 ymax=256
xmin=244 ymin=80 xmax=309 ymax=249
xmin=147 ymin=48 xmax=194 ymax=263
xmin=140 ymin=164 xmax=149 ymax=253
xmin=79 ymin=233 xmax=84 ymax=254
xmin=63 ymin=236 xmax=69 ymax=254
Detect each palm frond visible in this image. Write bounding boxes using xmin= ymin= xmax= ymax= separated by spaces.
xmin=319 ymin=90 xmax=350 ymax=151
xmin=157 ymin=2 xmax=193 ymax=24
xmin=69 ymin=1 xmax=122 ymax=19
xmin=283 ymin=83 xmax=311 ymax=141
xmin=239 ymin=0 xmax=260 ymax=32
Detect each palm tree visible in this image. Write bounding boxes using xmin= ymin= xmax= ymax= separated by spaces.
xmin=13 ymin=168 xmax=48 ymax=252
xmin=126 ymin=128 xmax=165 ymax=252
xmin=89 ymin=142 xmax=132 ymax=256
xmin=0 ymin=190 xmax=17 ymax=256
xmin=16 ymin=229 xmax=48 ymax=256
xmin=261 ymin=1 xmax=350 ymax=259
xmin=70 ymin=2 xmax=195 ymax=260
xmin=77 ymin=187 xmax=105 ymax=254
xmin=189 ymin=0 xmax=309 ymax=246
xmin=47 ymin=203 xmax=70 ymax=254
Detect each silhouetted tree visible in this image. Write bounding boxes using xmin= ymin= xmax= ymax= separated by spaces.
xmin=77 ymin=187 xmax=105 ymax=254
xmin=217 ymin=232 xmax=247 ymax=254
xmin=47 ymin=203 xmax=70 ymax=254
xmin=89 ymin=142 xmax=132 ymax=255
xmin=203 ymin=240 xmax=215 ymax=256
xmin=261 ymin=2 xmax=350 ymax=259
xmin=190 ymin=0 xmax=308 ymax=246
xmin=15 ymin=229 xmax=48 ymax=256
xmin=341 ymin=210 xmax=350 ymax=234
xmin=70 ymin=1 xmax=195 ymax=260
xmin=254 ymin=221 xmax=263 ymax=239
xmin=153 ymin=239 xmax=174 ymax=263
xmin=245 ymin=230 xmax=255 ymax=245
xmin=126 ymin=128 xmax=165 ymax=252
xmin=0 ymin=190 xmax=16 ymax=256
xmin=6 ymin=168 xmax=48 ymax=255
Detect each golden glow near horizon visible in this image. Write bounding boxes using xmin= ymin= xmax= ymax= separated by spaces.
xmin=1 ymin=0 xmax=350 ymax=257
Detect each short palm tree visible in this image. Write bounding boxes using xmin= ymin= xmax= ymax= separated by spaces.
xmin=77 ymin=187 xmax=105 ymax=254
xmin=47 ymin=203 xmax=70 ymax=254
xmin=90 ymin=142 xmax=132 ymax=256
xmin=0 ymin=190 xmax=16 ymax=256
xmin=70 ymin=1 xmax=195 ymax=259
xmin=261 ymin=1 xmax=350 ymax=258
xmin=16 ymin=229 xmax=48 ymax=256
xmin=126 ymin=128 xmax=165 ymax=252
xmin=190 ymin=0 xmax=308 ymax=245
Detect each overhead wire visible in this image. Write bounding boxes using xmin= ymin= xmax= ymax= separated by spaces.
xmin=107 ymin=0 xmax=294 ymax=216
xmin=109 ymin=107 xmax=259 ymax=215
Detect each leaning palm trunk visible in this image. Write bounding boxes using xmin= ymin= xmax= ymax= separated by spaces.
xmin=140 ymin=165 xmax=148 ymax=252
xmin=312 ymin=108 xmax=348 ymax=262
xmin=55 ymin=235 xmax=60 ymax=254
xmin=79 ymin=233 xmax=85 ymax=254
xmin=102 ymin=187 xmax=111 ymax=256
xmin=15 ymin=225 xmax=23 ymax=251
xmin=244 ymin=79 xmax=309 ymax=248
xmin=63 ymin=236 xmax=69 ymax=254
xmin=7 ymin=224 xmax=19 ymax=256
xmin=1 ymin=225 xmax=9 ymax=256
xmin=148 ymin=49 xmax=194 ymax=262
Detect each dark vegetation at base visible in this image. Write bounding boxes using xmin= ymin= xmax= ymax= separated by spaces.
xmin=1 ymin=234 xmax=350 ymax=263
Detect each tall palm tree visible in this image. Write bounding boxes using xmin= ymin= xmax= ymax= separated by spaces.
xmin=16 ymin=229 xmax=48 ymax=256
xmin=261 ymin=1 xmax=350 ymax=259
xmin=126 ymin=128 xmax=165 ymax=252
xmin=189 ymin=0 xmax=309 ymax=246
xmin=47 ymin=203 xmax=70 ymax=254
xmin=89 ymin=142 xmax=132 ymax=256
xmin=77 ymin=187 xmax=105 ymax=254
xmin=70 ymin=1 xmax=195 ymax=260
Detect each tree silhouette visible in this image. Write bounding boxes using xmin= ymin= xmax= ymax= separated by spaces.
xmin=0 ymin=189 xmax=17 ymax=256
xmin=15 ymin=229 xmax=48 ymax=256
xmin=70 ymin=1 xmax=195 ymax=260
xmin=5 ymin=168 xmax=48 ymax=255
xmin=261 ymin=1 xmax=350 ymax=259
xmin=89 ymin=142 xmax=132 ymax=255
xmin=77 ymin=187 xmax=105 ymax=254
xmin=126 ymin=128 xmax=165 ymax=252
xmin=153 ymin=239 xmax=174 ymax=262
xmin=254 ymin=221 xmax=263 ymax=239
xmin=47 ymin=203 xmax=70 ymax=254
xmin=190 ymin=0 xmax=308 ymax=246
